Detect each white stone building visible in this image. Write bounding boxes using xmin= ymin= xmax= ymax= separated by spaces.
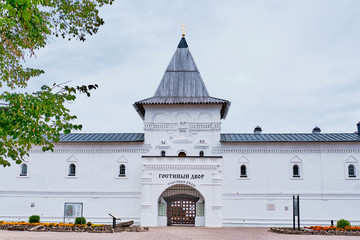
xmin=1 ymin=36 xmax=360 ymax=227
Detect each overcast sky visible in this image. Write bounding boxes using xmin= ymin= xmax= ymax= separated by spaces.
xmin=26 ymin=0 xmax=360 ymax=134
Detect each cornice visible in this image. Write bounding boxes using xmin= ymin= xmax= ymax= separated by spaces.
xmin=0 ymin=190 xmax=141 ymax=198
xmin=143 ymin=164 xmax=219 ymax=171
xmin=212 ymin=149 xmax=360 ymax=154
xmin=144 ymin=122 xmax=221 ymax=132
xmin=30 ymin=149 xmax=149 ymax=154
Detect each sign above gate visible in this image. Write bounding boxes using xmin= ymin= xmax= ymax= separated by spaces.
xmin=168 ymin=180 xmax=196 ymax=188
xmin=159 ymin=174 xmax=205 ymax=179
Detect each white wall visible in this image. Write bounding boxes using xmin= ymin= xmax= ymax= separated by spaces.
xmin=220 ymin=142 xmax=360 ymax=226
xmin=1 ymin=104 xmax=360 ymax=227
xmin=0 ymin=142 xmax=146 ymax=224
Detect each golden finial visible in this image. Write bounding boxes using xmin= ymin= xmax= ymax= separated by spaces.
xmin=180 ymin=23 xmax=188 ymax=36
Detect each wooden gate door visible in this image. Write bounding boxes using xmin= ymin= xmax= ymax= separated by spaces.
xmin=167 ymin=197 xmax=196 ymax=225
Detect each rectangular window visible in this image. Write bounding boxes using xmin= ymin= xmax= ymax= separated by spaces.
xmin=158 ymin=202 xmax=166 ymax=216
xmin=197 ymin=203 xmax=204 ymax=216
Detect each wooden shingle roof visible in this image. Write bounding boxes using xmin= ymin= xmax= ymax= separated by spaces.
xmin=134 ymin=37 xmax=230 ymax=120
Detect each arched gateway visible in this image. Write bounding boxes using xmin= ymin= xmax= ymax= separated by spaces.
xmin=159 ymin=185 xmax=204 ymax=226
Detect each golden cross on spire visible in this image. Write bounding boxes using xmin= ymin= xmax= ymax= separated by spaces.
xmin=180 ymin=23 xmax=188 ymax=36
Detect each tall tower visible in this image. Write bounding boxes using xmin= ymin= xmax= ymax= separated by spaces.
xmin=134 ymin=36 xmax=230 ymax=156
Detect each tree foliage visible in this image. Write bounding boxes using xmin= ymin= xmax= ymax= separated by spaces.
xmin=0 ymin=0 xmax=113 ymax=166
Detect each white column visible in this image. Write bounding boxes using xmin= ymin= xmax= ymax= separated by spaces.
xmin=140 ymin=171 xmax=154 ymax=226
xmin=206 ymin=170 xmax=223 ymax=227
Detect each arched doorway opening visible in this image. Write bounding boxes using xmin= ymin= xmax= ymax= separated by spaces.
xmin=158 ymin=184 xmax=205 ymax=226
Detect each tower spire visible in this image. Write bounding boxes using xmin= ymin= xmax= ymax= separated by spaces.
xmin=134 ymin=36 xmax=230 ymax=120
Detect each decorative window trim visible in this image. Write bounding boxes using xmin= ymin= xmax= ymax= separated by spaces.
xmin=66 ymin=155 xmax=78 ymax=162
xmin=156 ymin=140 xmax=171 ymax=150
xmin=195 ymin=139 xmax=209 ymax=150
xmin=237 ymin=156 xmax=250 ymax=180
xmin=116 ymin=156 xmax=128 ymax=179
xmin=289 ymin=156 xmax=303 ymax=180
xmin=345 ymin=156 xmax=359 ymax=180
xmin=116 ymin=156 xmax=128 ymax=163
xmin=65 ymin=176 xmax=79 ymax=179
xmin=115 ymin=156 xmax=129 ymax=179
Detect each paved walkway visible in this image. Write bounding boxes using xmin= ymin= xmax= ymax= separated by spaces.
xmin=0 ymin=227 xmax=358 ymax=240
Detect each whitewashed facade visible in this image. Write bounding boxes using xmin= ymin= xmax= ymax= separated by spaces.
xmin=1 ymin=37 xmax=360 ymax=227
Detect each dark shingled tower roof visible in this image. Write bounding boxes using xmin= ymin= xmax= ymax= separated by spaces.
xmin=134 ymin=37 xmax=230 ymax=120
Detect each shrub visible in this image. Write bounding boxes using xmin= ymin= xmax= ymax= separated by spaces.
xmin=86 ymin=221 xmax=92 ymax=226
xmin=337 ymin=219 xmax=351 ymax=229
xmin=75 ymin=217 xmax=86 ymax=225
xmin=29 ymin=215 xmax=40 ymax=223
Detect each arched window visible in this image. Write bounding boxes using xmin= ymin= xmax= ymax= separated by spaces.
xmin=348 ymin=164 xmax=356 ymax=178
xmin=20 ymin=164 xmax=27 ymax=176
xmin=161 ymin=150 xmax=166 ymax=157
xmin=119 ymin=164 xmax=126 ymax=177
xmin=199 ymin=151 xmax=204 ymax=157
xmin=240 ymin=165 xmax=247 ymax=177
xmin=68 ymin=164 xmax=76 ymax=176
xmin=293 ymin=164 xmax=300 ymax=177
xmin=178 ymin=152 xmax=186 ymax=157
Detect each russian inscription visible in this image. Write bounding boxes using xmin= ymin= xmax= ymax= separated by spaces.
xmin=158 ymin=174 xmax=204 ymax=179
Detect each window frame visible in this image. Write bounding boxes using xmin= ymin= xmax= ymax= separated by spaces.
xmin=68 ymin=163 xmax=76 ymax=177
xmin=345 ymin=156 xmax=359 ymax=180
xmin=240 ymin=164 xmax=247 ymax=178
xmin=118 ymin=164 xmax=126 ymax=177
xmin=116 ymin=156 xmax=128 ymax=179
xmin=178 ymin=151 xmax=187 ymax=157
xmin=348 ymin=164 xmax=356 ymax=178
xmin=292 ymin=164 xmax=300 ymax=178
xmin=289 ymin=156 xmax=303 ymax=180
xmin=161 ymin=150 xmax=166 ymax=157
xmin=199 ymin=150 xmax=204 ymax=157
xmin=19 ymin=163 xmax=28 ymax=177
xmin=237 ymin=156 xmax=250 ymax=180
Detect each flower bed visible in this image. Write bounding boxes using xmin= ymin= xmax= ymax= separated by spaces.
xmin=269 ymin=226 xmax=360 ymax=236
xmin=308 ymin=225 xmax=360 ymax=232
xmin=0 ymin=221 xmax=148 ymax=233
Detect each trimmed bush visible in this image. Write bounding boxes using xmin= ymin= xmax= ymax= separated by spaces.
xmin=86 ymin=221 xmax=92 ymax=226
xmin=75 ymin=217 xmax=86 ymax=225
xmin=29 ymin=215 xmax=40 ymax=223
xmin=337 ymin=219 xmax=351 ymax=229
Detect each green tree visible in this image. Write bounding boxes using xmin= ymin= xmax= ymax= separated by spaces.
xmin=0 ymin=0 xmax=113 ymax=167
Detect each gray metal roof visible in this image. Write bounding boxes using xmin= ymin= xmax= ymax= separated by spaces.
xmin=134 ymin=37 xmax=230 ymax=120
xmin=57 ymin=133 xmax=360 ymax=143
xmin=59 ymin=133 xmax=144 ymax=142
xmin=220 ymin=133 xmax=360 ymax=143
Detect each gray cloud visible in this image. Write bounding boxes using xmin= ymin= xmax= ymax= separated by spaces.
xmin=23 ymin=0 xmax=360 ymax=134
